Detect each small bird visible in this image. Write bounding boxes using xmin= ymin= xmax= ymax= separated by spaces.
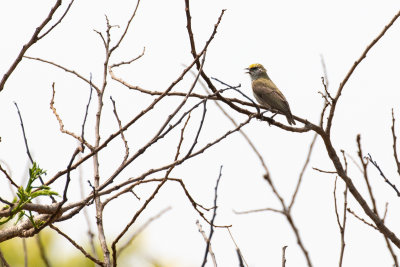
xmin=245 ymin=63 xmax=296 ymax=125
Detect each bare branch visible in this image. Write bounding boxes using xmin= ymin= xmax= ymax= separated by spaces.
xmin=50 ymin=83 xmax=94 ymax=150
xmin=110 ymin=47 xmax=145 ymax=68
xmin=263 ymin=173 xmax=313 ymax=267
xmin=326 ymin=9 xmax=400 ymax=134
xmin=226 ymin=227 xmax=248 ymax=267
xmin=333 ymin=177 xmax=348 ymax=267
xmin=289 ymin=133 xmax=318 ymax=210
xmin=391 ymin=109 xmax=400 ymax=176
xmin=367 ymin=153 xmax=400 ymax=197
xmin=0 ymin=0 xmax=72 ymax=91
xmin=312 ymin=167 xmax=337 ymax=174
xmin=111 ymin=179 xmax=165 ymax=266
xmin=77 ymin=152 xmax=97 ymax=261
xmin=197 ymin=221 xmax=217 ymax=267
xmin=234 ymin=207 xmax=284 ymax=215
xmin=356 ymin=135 xmax=377 ymax=211
xmin=347 ymin=208 xmax=378 ymax=231
xmin=0 ymin=213 xmax=51 ymax=242
xmin=110 ymin=0 xmax=141 ymax=53
xmin=117 ymin=207 xmax=171 ymax=257
xmin=38 ymin=0 xmax=75 ymax=39
xmin=50 ymin=225 xmax=104 ymax=266
xmin=22 ymin=239 xmax=27 ymax=267
xmin=14 ymin=102 xmax=51 ymax=199
xmin=0 ymin=163 xmax=18 ymax=189
xmin=14 ymin=102 xmax=34 ymax=164
xmin=24 ymin=56 xmax=101 ymax=94
xmin=201 ymin=166 xmax=223 ymax=267
xmin=110 ymin=96 xmax=129 ymax=163
xmin=80 ymin=74 xmax=94 ymax=150
xmin=35 ymin=234 xmax=51 ymax=267
xmin=282 ymin=246 xmax=288 ymax=267
xmin=0 ymin=248 xmax=10 ymax=267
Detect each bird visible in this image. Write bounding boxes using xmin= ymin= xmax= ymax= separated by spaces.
xmin=245 ymin=63 xmax=296 ymax=125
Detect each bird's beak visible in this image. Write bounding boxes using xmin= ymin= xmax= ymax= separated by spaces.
xmin=244 ymin=68 xmax=249 ymax=74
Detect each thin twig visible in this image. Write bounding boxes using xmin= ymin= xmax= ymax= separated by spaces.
xmin=0 ymin=248 xmax=11 ymax=267
xmin=391 ymin=109 xmax=400 ymax=176
xmin=263 ymin=173 xmax=313 ymax=267
xmin=110 ymin=47 xmax=145 ymax=68
xmin=383 ymin=202 xmax=389 ymax=222
xmin=110 ymin=0 xmax=141 ymax=54
xmin=333 ymin=177 xmax=348 ymax=267
xmin=36 ymin=234 xmax=52 ymax=267
xmin=175 ymin=113 xmax=191 ymax=161
xmin=24 ymin=56 xmax=101 ymax=93
xmin=50 ymin=225 xmax=104 ymax=266
xmin=234 ymin=207 xmax=284 ymax=215
xmin=282 ymin=246 xmax=288 ymax=267
xmin=227 ymin=228 xmax=248 ymax=267
xmin=356 ymin=135 xmax=377 ymax=211
xmin=117 ymin=207 xmax=171 ymax=256
xmin=111 ymin=179 xmax=166 ymax=266
xmin=320 ymin=55 xmax=331 ymax=100
xmin=38 ymin=0 xmax=75 ymax=39
xmin=326 ymin=9 xmax=400 ymax=134
xmin=110 ymin=96 xmax=129 ymax=163
xmin=186 ymin=101 xmax=207 ymax=157
xmin=237 ymin=248 xmax=245 ymax=267
xmin=0 ymin=0 xmax=66 ymax=91
xmin=80 ymin=73 xmax=94 ymax=150
xmin=0 ymin=164 xmax=18 ymax=188
xmin=14 ymin=102 xmax=51 ymax=196
xmin=14 ymin=102 xmax=34 ymax=164
xmin=347 ymin=208 xmax=378 ymax=231
xmin=77 ymin=151 xmax=97 ymax=261
xmin=50 ymin=83 xmax=94 ymax=149
xmin=197 ymin=221 xmax=217 ymax=267
xmin=360 ymin=137 xmax=399 ymax=266
xmin=211 ymin=77 xmax=260 ymax=114
xmin=201 ymin=166 xmax=223 ymax=267
xmin=312 ymin=167 xmax=337 ymax=174
xmin=0 ymin=197 xmax=12 ymax=206
xmin=289 ymin=133 xmax=318 ymax=210
xmin=367 ymin=153 xmax=400 ymax=197
xmin=22 ymin=239 xmax=28 ymax=267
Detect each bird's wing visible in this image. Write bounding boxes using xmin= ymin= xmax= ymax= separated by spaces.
xmin=252 ymin=78 xmax=295 ymax=124
xmin=252 ymin=78 xmax=289 ymax=108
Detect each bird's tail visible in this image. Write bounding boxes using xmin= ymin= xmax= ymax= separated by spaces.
xmin=286 ymin=114 xmax=296 ymax=125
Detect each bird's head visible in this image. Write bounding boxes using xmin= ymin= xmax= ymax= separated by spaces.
xmin=245 ymin=63 xmax=268 ymax=80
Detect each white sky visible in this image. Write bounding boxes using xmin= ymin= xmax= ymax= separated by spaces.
xmin=1 ymin=1 xmax=400 ymax=266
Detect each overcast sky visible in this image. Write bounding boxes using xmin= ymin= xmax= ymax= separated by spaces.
xmin=1 ymin=1 xmax=400 ymax=266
